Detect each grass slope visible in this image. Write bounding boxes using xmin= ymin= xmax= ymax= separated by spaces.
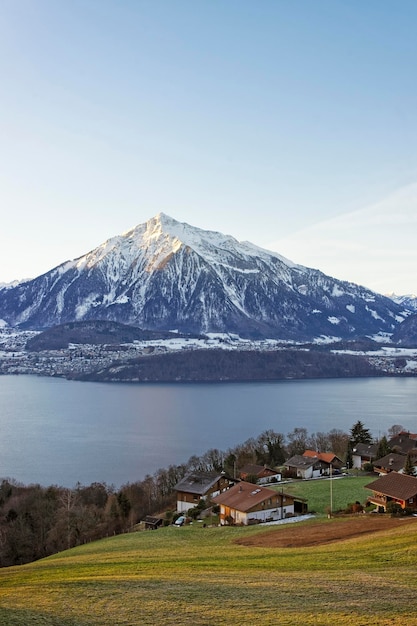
xmin=1 ymin=511 xmax=417 ymax=626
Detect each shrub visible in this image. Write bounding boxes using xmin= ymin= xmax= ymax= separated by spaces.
xmin=345 ymin=501 xmax=364 ymax=514
xmin=387 ymin=502 xmax=403 ymax=517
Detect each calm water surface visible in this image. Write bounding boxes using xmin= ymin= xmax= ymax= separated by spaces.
xmin=0 ymin=375 xmax=416 ymax=487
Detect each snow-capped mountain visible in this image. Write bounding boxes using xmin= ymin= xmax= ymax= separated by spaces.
xmin=386 ymin=293 xmax=417 ymax=312
xmin=0 ymin=213 xmax=409 ymax=340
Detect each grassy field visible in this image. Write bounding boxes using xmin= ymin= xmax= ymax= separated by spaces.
xmin=0 ymin=477 xmax=416 ymax=626
xmin=276 ymin=474 xmax=372 ymax=514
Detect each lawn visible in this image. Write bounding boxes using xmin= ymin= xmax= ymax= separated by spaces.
xmin=274 ymin=474 xmax=372 ymax=514
xmin=0 ymin=507 xmax=417 ymax=625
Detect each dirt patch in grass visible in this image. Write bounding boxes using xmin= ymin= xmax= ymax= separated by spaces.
xmin=235 ymin=515 xmax=417 ymax=548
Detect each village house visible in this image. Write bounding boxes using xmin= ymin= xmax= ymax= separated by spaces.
xmin=365 ymin=472 xmax=417 ymax=512
xmin=285 ymin=455 xmax=319 ymax=479
xmin=174 ymin=470 xmax=236 ymax=513
xmin=388 ymin=431 xmax=417 ymax=455
xmin=212 ymin=481 xmax=306 ymax=525
xmin=285 ymin=451 xmax=342 ymax=479
xmin=303 ymin=450 xmax=343 ymax=472
xmin=351 ymin=442 xmax=379 ymax=469
xmin=372 ymin=452 xmax=409 ymax=475
xmin=239 ymin=463 xmax=281 ymax=484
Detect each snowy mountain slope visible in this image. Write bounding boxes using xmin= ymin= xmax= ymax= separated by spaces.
xmin=386 ymin=293 xmax=417 ymax=312
xmin=0 ymin=213 xmax=409 ymax=340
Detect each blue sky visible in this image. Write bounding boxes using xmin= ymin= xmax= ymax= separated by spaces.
xmin=1 ymin=0 xmax=416 ymax=294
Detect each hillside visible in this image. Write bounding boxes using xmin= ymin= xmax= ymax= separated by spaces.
xmin=391 ymin=313 xmax=417 ymax=347
xmin=25 ymin=320 xmax=199 ymax=351
xmin=1 ymin=515 xmax=417 ymax=625
xmin=74 ymin=346 xmax=381 ymax=382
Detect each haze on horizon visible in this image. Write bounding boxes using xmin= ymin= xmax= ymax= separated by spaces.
xmin=0 ymin=1 xmax=416 ymax=296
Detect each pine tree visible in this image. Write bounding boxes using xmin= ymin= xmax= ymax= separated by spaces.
xmin=376 ymin=435 xmax=390 ymax=460
xmin=350 ymin=420 xmax=373 ymax=445
xmin=403 ymin=452 xmax=416 ymax=476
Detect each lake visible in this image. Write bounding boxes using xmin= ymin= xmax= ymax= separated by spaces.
xmin=0 ymin=375 xmax=416 ymax=487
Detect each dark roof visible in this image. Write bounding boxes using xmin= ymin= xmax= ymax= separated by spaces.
xmin=239 ymin=464 xmax=277 ymax=476
xmin=174 ymin=470 xmax=229 ymax=495
xmin=388 ymin=432 xmax=417 ymax=455
xmin=373 ymin=453 xmax=408 ymax=473
xmin=352 ymin=443 xmax=378 ymax=458
xmin=142 ymin=515 xmax=164 ymax=528
xmin=285 ymin=455 xmax=317 ymax=469
xmin=212 ymin=481 xmax=286 ymax=512
xmin=365 ymin=472 xmax=417 ymax=501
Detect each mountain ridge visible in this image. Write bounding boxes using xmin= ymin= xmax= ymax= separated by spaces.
xmin=0 ymin=213 xmax=410 ymax=341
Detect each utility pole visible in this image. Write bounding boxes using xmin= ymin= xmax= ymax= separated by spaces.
xmin=329 ymin=463 xmax=333 ymax=518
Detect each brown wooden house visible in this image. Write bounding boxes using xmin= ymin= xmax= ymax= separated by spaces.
xmin=239 ymin=464 xmax=281 ymax=484
xmin=365 ymin=472 xmax=417 ymax=512
xmin=388 ymin=431 xmax=417 ymax=455
xmin=174 ymin=470 xmax=236 ymax=513
xmin=212 ymin=481 xmax=305 ymax=525
xmin=372 ymin=453 xmax=408 ymax=475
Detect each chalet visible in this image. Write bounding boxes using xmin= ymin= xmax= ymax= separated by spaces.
xmin=239 ymin=464 xmax=281 ymax=484
xmin=388 ymin=431 xmax=417 ymax=456
xmin=303 ymin=450 xmax=343 ymax=472
xmin=373 ymin=453 xmax=409 ymax=475
xmin=352 ymin=442 xmax=379 ymax=469
xmin=285 ymin=455 xmax=320 ymax=479
xmin=174 ymin=470 xmax=236 ymax=513
xmin=365 ymin=472 xmax=417 ymax=512
xmin=212 ymin=481 xmax=306 ymax=525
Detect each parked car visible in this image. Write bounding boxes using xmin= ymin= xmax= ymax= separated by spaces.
xmin=174 ymin=515 xmax=186 ymax=526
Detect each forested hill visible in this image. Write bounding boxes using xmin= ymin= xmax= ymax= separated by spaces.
xmin=74 ymin=348 xmax=381 ymax=382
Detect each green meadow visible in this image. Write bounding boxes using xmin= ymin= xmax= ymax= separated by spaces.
xmin=277 ymin=474 xmax=372 ymax=513
xmin=0 ymin=476 xmax=416 ymax=626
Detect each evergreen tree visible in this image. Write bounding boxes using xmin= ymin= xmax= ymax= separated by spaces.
xmin=403 ymin=452 xmax=416 ymax=476
xmin=350 ymin=420 xmax=373 ymax=445
xmin=376 ymin=435 xmax=390 ymax=460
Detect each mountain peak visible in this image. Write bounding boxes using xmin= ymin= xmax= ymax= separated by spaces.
xmin=0 ymin=214 xmax=408 ymax=339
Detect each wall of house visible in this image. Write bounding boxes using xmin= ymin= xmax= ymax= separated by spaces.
xmin=297 ymin=467 xmax=314 ymax=479
xmin=219 ymin=500 xmax=295 ymax=525
xmin=258 ymin=473 xmax=281 ymax=484
xmin=176 ymin=477 xmax=233 ymax=513
xmin=176 ymin=491 xmax=202 ymax=513
xmin=246 ymin=503 xmax=294 ymax=524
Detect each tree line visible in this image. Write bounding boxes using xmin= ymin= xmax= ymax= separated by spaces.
xmin=0 ymin=421 xmax=405 ymax=567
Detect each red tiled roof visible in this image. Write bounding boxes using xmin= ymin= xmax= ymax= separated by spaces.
xmin=303 ymin=450 xmax=340 ymax=464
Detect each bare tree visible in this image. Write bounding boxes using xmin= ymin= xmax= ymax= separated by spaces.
xmin=306 ymin=431 xmax=330 ymax=453
xmin=327 ymin=428 xmax=349 ymax=460
xmin=287 ymin=427 xmax=308 ymax=457
xmin=388 ymin=424 xmax=405 ymax=439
